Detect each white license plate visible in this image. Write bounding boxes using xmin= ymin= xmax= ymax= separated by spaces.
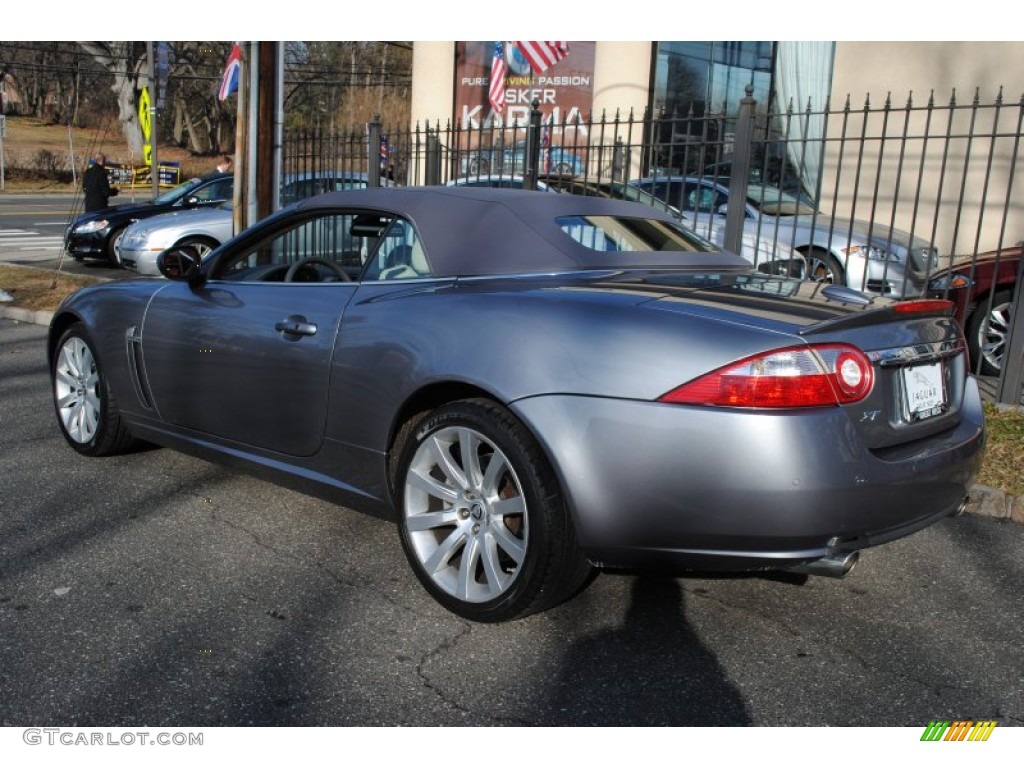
xmin=902 ymin=362 xmax=946 ymax=420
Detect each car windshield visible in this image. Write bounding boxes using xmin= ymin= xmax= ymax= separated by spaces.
xmin=152 ymin=177 xmax=207 ymax=205
xmin=746 ymin=186 xmax=817 ymax=217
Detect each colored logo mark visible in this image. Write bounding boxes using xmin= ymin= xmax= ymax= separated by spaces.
xmin=920 ymin=720 xmax=997 ymax=741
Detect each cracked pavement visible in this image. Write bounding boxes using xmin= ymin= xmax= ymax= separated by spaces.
xmin=1 ymin=317 xmax=1022 ymax=727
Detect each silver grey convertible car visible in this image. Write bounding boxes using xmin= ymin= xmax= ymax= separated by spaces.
xmin=48 ymin=187 xmax=985 ymax=622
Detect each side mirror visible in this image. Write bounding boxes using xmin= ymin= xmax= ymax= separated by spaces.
xmin=716 ymin=203 xmax=730 ymax=215
xmin=157 ymin=245 xmax=202 ymax=282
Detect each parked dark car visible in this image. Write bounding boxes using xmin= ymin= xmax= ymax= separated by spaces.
xmin=928 ymin=243 xmax=1022 ymax=375
xmin=49 ymin=187 xmax=984 ymax=622
xmin=64 ymin=172 xmax=233 ymax=265
xmin=279 ymin=170 xmax=394 ymax=206
xmin=460 ymin=139 xmax=584 ymax=177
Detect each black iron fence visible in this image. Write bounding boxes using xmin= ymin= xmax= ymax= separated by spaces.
xmin=283 ymin=88 xmax=1024 ymax=404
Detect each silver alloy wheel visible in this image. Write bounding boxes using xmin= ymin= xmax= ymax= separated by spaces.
xmin=806 ymin=250 xmax=839 ymax=283
xmin=187 ymin=241 xmax=215 ymax=259
xmin=54 ymin=336 xmax=101 ymax=444
xmin=110 ymin=227 xmax=127 ymax=265
xmin=979 ymin=298 xmax=1011 ymax=372
xmin=403 ymin=425 xmax=528 ymax=603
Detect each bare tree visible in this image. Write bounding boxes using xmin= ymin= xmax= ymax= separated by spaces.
xmin=165 ymin=41 xmax=235 ymax=155
xmin=76 ymin=41 xmax=146 ymax=157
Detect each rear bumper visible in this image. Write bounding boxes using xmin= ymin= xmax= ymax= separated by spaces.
xmin=511 ymin=377 xmax=985 ymax=572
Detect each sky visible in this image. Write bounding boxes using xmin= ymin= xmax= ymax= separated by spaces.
xmin=5 ymin=2 xmax=1012 ymax=42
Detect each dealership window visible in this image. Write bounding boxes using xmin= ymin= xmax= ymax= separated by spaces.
xmin=652 ymin=42 xmax=774 ymax=119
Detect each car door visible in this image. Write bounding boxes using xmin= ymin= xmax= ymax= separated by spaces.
xmin=139 ymin=210 xmax=373 ymax=457
xmin=181 ymin=176 xmax=233 ymax=210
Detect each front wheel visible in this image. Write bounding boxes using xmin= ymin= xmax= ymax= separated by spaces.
xmin=52 ymin=323 xmax=138 ymax=456
xmin=804 ymin=247 xmax=845 ymax=285
xmin=176 ymin=236 xmax=219 ymax=261
xmin=393 ymin=399 xmax=593 ymax=622
xmin=107 ymin=225 xmax=128 ymax=266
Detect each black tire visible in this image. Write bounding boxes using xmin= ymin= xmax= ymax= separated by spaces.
xmin=52 ymin=323 xmax=138 ymax=456
xmin=966 ymin=289 xmax=1012 ymax=376
xmin=106 ymin=225 xmax=128 ymax=266
xmin=552 ymin=162 xmax=574 ymax=177
xmin=804 ymin=247 xmax=845 ymax=285
xmin=393 ymin=398 xmax=593 ymax=622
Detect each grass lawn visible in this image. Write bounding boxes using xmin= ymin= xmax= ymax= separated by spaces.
xmin=978 ymin=403 xmax=1024 ymax=497
xmin=0 ymin=264 xmax=101 ymax=312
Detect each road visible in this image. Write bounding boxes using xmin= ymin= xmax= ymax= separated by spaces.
xmin=0 ymin=194 xmax=131 ymax=279
xmin=1 ymin=317 xmax=1022 ymax=730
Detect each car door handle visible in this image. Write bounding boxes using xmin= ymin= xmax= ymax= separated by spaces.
xmin=275 ymin=316 xmax=317 ymax=337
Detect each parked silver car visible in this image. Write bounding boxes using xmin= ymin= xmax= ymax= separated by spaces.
xmin=630 ymin=176 xmax=940 ymax=297
xmin=120 ymin=202 xmax=233 ymax=276
xmin=548 ymin=177 xmax=806 ymax=277
xmin=120 ymin=172 xmax=387 ymax=276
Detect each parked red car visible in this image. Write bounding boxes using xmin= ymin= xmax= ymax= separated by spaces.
xmin=929 ymin=243 xmax=1022 ymax=375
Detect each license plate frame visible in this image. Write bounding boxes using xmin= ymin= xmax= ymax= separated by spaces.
xmin=900 ymin=362 xmax=947 ymax=422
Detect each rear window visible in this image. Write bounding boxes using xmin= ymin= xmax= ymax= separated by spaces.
xmin=555 ymin=215 xmax=714 ymax=253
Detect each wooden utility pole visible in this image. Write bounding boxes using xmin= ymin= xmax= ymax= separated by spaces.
xmin=232 ymin=44 xmax=248 ymax=237
xmin=255 ymin=41 xmax=282 ymax=222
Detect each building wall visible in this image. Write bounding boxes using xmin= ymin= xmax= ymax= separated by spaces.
xmin=410 ymin=42 xmax=455 ymax=128
xmin=824 ymin=42 xmax=1024 ymax=256
xmin=408 ymin=42 xmax=1021 ymax=255
xmin=832 ymin=42 xmax=1024 ymax=104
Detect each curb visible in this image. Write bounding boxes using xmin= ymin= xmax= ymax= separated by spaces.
xmin=1 ymin=305 xmax=55 ymax=326
xmin=963 ymin=485 xmax=1024 ymax=525
xmin=1 ymin=306 xmax=1021 ymax=528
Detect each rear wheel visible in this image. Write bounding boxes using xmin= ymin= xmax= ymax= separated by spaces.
xmin=967 ymin=289 xmax=1012 ymax=376
xmin=804 ymin=247 xmax=845 ymax=285
xmin=393 ymin=399 xmax=593 ymax=622
xmin=52 ymin=323 xmax=138 ymax=456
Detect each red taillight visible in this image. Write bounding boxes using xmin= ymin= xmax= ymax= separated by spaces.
xmin=893 ymin=299 xmax=954 ymax=314
xmin=659 ymin=344 xmax=874 ymax=408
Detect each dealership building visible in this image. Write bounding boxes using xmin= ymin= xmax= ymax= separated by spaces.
xmin=408 ymin=42 xmax=1023 ymax=255
xmin=412 ymin=41 xmax=1024 ymax=131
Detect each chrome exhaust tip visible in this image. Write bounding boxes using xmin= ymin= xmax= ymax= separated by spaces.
xmin=785 ymin=550 xmax=859 ymax=579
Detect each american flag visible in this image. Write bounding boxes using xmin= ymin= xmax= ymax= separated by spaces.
xmin=488 ymin=41 xmax=507 ymax=116
xmin=218 ymin=43 xmax=242 ymax=101
xmin=513 ymin=41 xmax=570 ymax=74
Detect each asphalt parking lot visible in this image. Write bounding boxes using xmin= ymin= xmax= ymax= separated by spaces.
xmin=1 ymin=316 xmax=1022 ymax=728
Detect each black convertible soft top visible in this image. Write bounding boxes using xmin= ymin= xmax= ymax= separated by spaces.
xmin=294 ymin=186 xmax=748 ymax=277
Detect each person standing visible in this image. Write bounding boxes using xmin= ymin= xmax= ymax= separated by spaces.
xmin=83 ymin=154 xmax=118 ymax=212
